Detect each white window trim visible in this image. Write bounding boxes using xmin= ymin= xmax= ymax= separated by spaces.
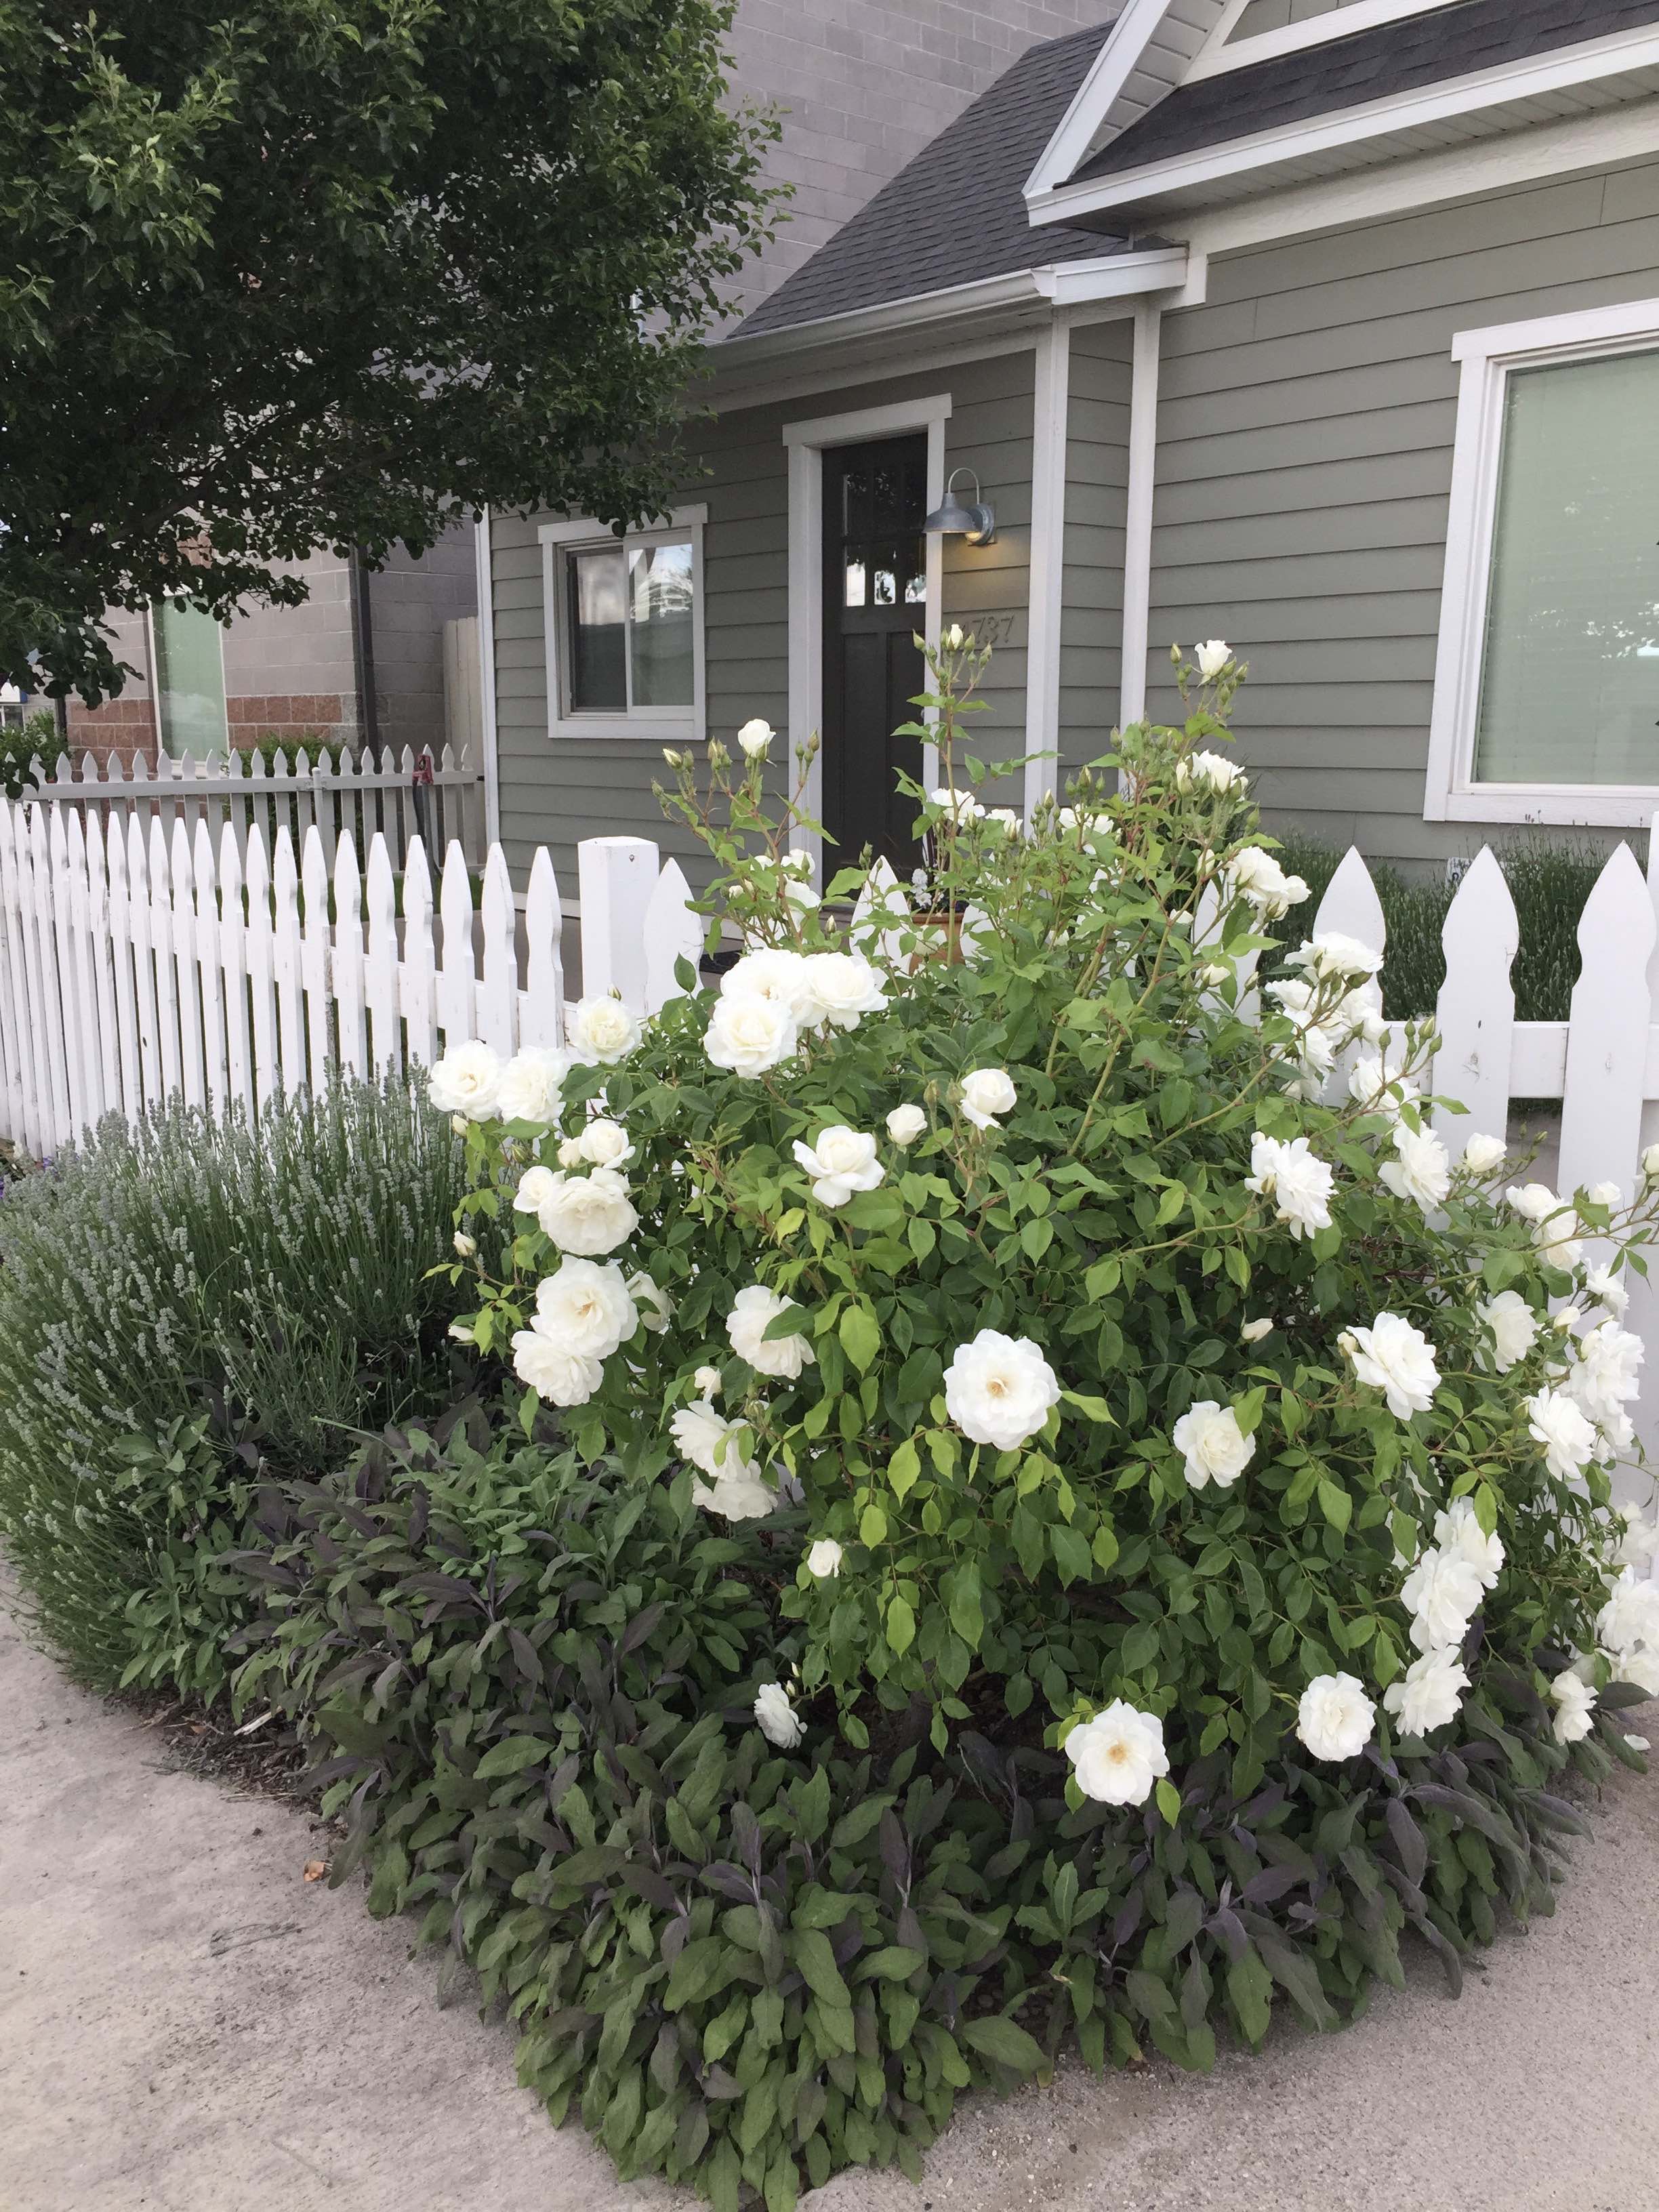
xmin=781 ymin=395 xmax=950 ymax=884
xmin=1186 ymin=0 xmax=1455 ymax=85
xmin=1425 ymin=298 xmax=1659 ymax=828
xmin=538 ymin=504 xmax=707 ymax=744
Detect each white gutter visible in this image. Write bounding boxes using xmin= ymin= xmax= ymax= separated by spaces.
xmin=710 ymin=247 xmax=1188 ymax=369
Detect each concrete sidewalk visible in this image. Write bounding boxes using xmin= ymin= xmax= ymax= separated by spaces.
xmin=5 ymin=1584 xmax=1659 ymax=2212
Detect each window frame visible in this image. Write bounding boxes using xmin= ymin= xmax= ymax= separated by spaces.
xmin=146 ymin=596 xmax=230 ymax=762
xmin=1425 ymin=298 xmax=1659 ymax=827
xmin=538 ymin=505 xmax=707 ymax=744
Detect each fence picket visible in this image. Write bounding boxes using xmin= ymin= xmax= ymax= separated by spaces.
xmin=84 ymin=813 xmax=123 ymax=1119
xmin=49 ymin=806 xmax=90 ymax=1134
xmin=271 ymin=827 xmax=306 ymax=1092
xmin=477 ymin=845 xmax=517 ymax=1052
xmin=132 ymin=816 xmax=167 ymax=1109
xmin=1559 ymin=844 xmax=1656 ymax=1204
xmin=105 ymin=817 xmax=142 ymax=1120
xmin=64 ymin=808 xmax=106 ymax=1129
xmin=300 ymin=826 xmax=332 ymax=1093
xmin=365 ymin=834 xmax=400 ymax=1075
xmin=28 ymin=805 xmax=72 ymax=1147
xmin=220 ymin=825 xmax=253 ymax=1115
xmin=436 ymin=841 xmax=475 ymax=1051
xmin=192 ymin=817 xmax=230 ymax=1114
xmin=170 ymin=817 xmax=207 ymax=1111
xmin=521 ymin=847 xmax=564 ymax=1047
xmin=642 ymin=860 xmax=701 ymax=1014
xmin=0 ymin=806 xmax=41 ymax=1151
xmin=1433 ymin=848 xmax=1518 ymax=1158
xmin=333 ymin=832 xmax=368 ymax=1079
xmin=400 ymin=836 xmax=438 ymax=1065
xmin=244 ymin=825 xmax=279 ymax=1111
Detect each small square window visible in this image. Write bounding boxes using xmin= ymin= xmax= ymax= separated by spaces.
xmin=542 ymin=508 xmax=705 ymax=740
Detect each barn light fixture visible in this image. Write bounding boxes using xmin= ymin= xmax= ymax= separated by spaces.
xmin=922 ymin=467 xmax=996 ymax=545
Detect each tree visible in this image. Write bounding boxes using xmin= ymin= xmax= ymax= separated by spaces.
xmin=0 ymin=0 xmax=777 ymax=699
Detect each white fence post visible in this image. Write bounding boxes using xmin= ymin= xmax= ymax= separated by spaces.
xmin=1433 ymin=848 xmax=1518 ymax=1159
xmin=578 ymin=836 xmax=659 ymax=1010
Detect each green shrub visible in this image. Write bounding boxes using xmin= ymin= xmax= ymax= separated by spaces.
xmin=1273 ymin=830 xmax=1607 ymax=1023
xmin=0 ymin=1078 xmax=465 ymax=1693
xmin=0 ymin=705 xmax=59 ymax=798
xmin=228 ymin=1406 xmax=1643 ymax=2208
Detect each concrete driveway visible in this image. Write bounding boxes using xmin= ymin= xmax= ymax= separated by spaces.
xmin=4 ymin=1582 xmax=1658 ymax=2212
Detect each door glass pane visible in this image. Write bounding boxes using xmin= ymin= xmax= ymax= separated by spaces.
xmin=567 ymin=548 xmax=627 ymax=712
xmin=1475 ymin=349 xmax=1659 ymax=785
xmin=152 ymin=600 xmax=227 ymax=760
xmin=628 ymin=540 xmax=695 ymax=707
xmin=844 ymin=556 xmax=866 ymax=608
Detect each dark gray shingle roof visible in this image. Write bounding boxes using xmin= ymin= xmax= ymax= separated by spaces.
xmin=734 ymin=20 xmax=1130 ymax=342
xmin=1077 ymin=0 xmax=1659 ymax=182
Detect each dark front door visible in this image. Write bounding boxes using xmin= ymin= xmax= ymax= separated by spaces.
xmin=821 ymin=436 xmax=928 ymax=874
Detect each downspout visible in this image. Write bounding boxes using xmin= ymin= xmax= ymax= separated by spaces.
xmin=1023 ymin=314 xmax=1071 ymax=817
xmin=474 ymin=507 xmax=501 ymax=848
xmin=349 ymin=548 xmax=380 ymax=754
xmin=1118 ymin=298 xmax=1163 ymax=734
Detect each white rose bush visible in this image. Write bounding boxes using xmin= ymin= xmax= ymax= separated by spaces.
xmin=410 ymin=634 xmax=1659 ymax=2201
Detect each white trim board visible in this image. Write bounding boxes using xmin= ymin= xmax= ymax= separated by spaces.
xmin=1025 ymin=0 xmax=1230 ymax=202
xmin=1029 ymin=21 xmax=1659 ymax=224
xmin=783 ymin=394 xmax=951 ymax=882
xmin=473 ymin=510 xmax=500 ymax=846
xmin=1424 ymin=294 xmax=1659 ymax=829
xmin=1187 ymin=0 xmax=1458 ymax=84
xmin=1118 ymin=302 xmax=1164 ymax=741
xmin=1025 ymin=321 xmax=1070 ymax=815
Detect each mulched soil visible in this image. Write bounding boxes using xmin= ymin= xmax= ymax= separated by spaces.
xmin=120 ymin=1686 xmax=310 ymax=1802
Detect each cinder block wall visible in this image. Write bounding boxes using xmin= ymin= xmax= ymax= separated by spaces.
xmin=724 ymin=0 xmax=1119 ymax=314
xmin=367 ymin=526 xmax=478 ymax=758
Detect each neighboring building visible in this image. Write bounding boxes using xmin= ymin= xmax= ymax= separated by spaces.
xmin=480 ymin=0 xmax=1659 ymax=887
xmin=68 ymin=531 xmax=476 ymax=767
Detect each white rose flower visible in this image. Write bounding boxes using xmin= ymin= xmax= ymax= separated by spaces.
xmin=959 ymin=1067 xmax=1017 ymax=1130
xmin=671 ymin=1400 xmax=775 ymax=1521
xmin=705 ymin=992 xmax=798 ymax=1078
xmin=1400 ymin=1545 xmax=1484 ymax=1652
xmin=1586 ymin=1265 xmax=1630 ymax=1321
xmin=792 ymin=1125 xmax=884 ymax=1208
xmin=1612 ymin=1507 xmax=1659 ymax=1574
xmin=568 ymin=996 xmax=643 ymax=1066
xmin=535 ymin=1166 xmax=638 ymax=1256
xmin=722 ymin=947 xmax=815 ymax=1020
xmin=1195 ymin=638 xmax=1232 ymax=680
xmin=1433 ymin=1496 xmax=1504 ymax=1591
xmin=496 ymin=1046 xmax=570 ymax=1125
xmin=1597 ymin=1569 xmax=1659 ymax=1660
xmin=453 ymin=1231 xmax=476 ymax=1257
xmin=1643 ymin=1141 xmax=1659 ymax=1184
xmin=1460 ymin=1132 xmax=1507 ymax=1174
xmin=1505 ymin=1181 xmax=1559 ymax=1223
xmin=513 ymin=1164 xmax=559 ymax=1217
xmin=427 ymin=1040 xmax=503 ymax=1120
xmin=800 ymin=951 xmax=888 ymax=1030
xmin=1550 ymin=1670 xmax=1597 ymax=1746
xmin=1245 ymin=1131 xmax=1334 ymax=1242
xmin=1525 ymin=1386 xmax=1597 ymax=1480
xmin=1065 ymin=1701 xmax=1169 ymax=1807
xmin=1286 ymin=932 xmax=1384 ymax=983
xmin=625 ymin=1270 xmax=672 ymax=1332
xmin=930 ymin=783 xmax=985 ymax=822
xmin=693 ymin=1364 xmax=722 ymax=1397
xmin=1382 ymin=1647 xmax=1469 ymax=1736
xmin=1565 ymin=1320 xmax=1643 ymax=1429
xmin=754 ymin=1682 xmax=804 ymax=1748
xmin=1295 ymin=1674 xmax=1376 ymax=1762
xmin=986 ymin=806 xmax=1023 ymax=837
xmin=944 ymin=621 xmax=964 ymax=651
xmin=511 ymin=1328 xmax=604 ymax=1407
xmin=1175 ymin=748 xmax=1244 ymax=794
xmin=943 ymin=1329 xmax=1061 ymax=1452
xmin=1534 ymin=1209 xmax=1584 ymax=1271
xmin=533 ymin=1256 xmax=638 ymax=1359
xmin=1588 ymin=1179 xmax=1623 ymax=1209
xmin=448 ymin=1321 xmax=474 ymax=1343
xmin=1477 ymin=1288 xmax=1538 ymax=1375
xmin=1617 ymin=1646 xmax=1659 ymax=1696
xmin=737 ymin=717 xmax=774 ymax=758
xmin=1379 ymin=1122 xmax=1451 ymax=1213
xmin=557 ymin=1136 xmax=585 ymax=1168
xmin=1343 ymin=1311 xmax=1440 ymax=1420
xmin=806 ymin=1538 xmax=844 ymax=1578
xmin=576 ymin=1118 xmax=635 ymax=1170
xmin=1240 ymin=1317 xmax=1274 ymax=1344
xmin=886 ymin=1104 xmax=927 ymax=1146
xmin=727 ymin=1284 xmax=816 ymax=1380
xmin=1227 ymin=846 xmax=1310 ymax=920
xmin=1170 ymin=1401 xmax=1255 ymax=1490
xmin=1348 ymin=1055 xmax=1418 ymax=1119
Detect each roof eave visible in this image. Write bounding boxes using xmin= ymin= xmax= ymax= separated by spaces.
xmin=1028 ymin=18 xmax=1659 ymax=228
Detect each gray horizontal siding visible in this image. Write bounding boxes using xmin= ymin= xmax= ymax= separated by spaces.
xmin=491 ymin=348 xmax=1037 ymax=887
xmin=1145 ymin=155 xmax=1659 ymax=870
xmin=1059 ymin=317 xmax=1132 ymax=778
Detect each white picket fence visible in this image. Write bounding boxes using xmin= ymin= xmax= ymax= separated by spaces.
xmin=0 ymin=804 xmax=701 ymax=1161
xmin=18 ymin=741 xmax=486 ymax=876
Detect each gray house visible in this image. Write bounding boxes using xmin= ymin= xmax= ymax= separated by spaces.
xmin=480 ymin=0 xmax=1659 ymax=890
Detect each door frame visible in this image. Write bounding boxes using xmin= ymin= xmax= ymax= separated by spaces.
xmin=783 ymin=394 xmax=950 ymax=884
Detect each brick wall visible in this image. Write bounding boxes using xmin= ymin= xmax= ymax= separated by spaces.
xmin=724 ymin=0 xmax=1119 ymax=314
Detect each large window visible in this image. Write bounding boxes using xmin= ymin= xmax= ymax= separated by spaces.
xmin=1427 ymin=301 xmax=1659 ymax=825
xmin=151 ymin=598 xmax=228 ymax=760
xmin=539 ymin=508 xmax=705 ymax=741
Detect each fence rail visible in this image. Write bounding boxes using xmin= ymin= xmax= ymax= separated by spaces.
xmin=17 ymin=742 xmax=485 ymax=878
